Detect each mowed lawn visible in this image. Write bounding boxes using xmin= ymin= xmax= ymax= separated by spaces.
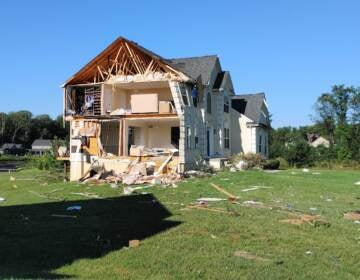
xmin=0 ymin=168 xmax=360 ymax=279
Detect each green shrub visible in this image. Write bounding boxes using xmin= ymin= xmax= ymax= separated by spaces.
xmin=262 ymin=159 xmax=280 ymax=170
xmin=276 ymin=157 xmax=289 ymax=169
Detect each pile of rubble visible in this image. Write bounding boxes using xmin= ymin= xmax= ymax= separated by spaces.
xmin=82 ymin=153 xmax=182 ymax=186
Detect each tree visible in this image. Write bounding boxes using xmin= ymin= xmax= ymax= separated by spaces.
xmin=7 ymin=111 xmax=32 ymax=143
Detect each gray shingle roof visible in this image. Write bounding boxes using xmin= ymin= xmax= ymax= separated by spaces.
xmin=168 ymin=55 xmax=218 ymax=84
xmin=32 ymin=139 xmax=53 ymax=147
xmin=232 ymin=93 xmax=266 ymax=123
xmin=0 ymin=143 xmax=23 ymax=150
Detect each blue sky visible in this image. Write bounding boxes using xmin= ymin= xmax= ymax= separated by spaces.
xmin=0 ymin=0 xmax=359 ymax=127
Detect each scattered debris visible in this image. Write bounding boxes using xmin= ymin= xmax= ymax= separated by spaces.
xmin=263 ymin=170 xmax=281 ymax=173
xmin=210 ymin=234 xmax=217 ymax=239
xmin=309 ymin=207 xmax=318 ymax=212
xmin=325 ymin=198 xmax=333 ymax=202
xmin=302 ymin=168 xmax=310 ymax=173
xmin=70 ymin=192 xmax=102 ymax=199
xmin=354 ymin=220 xmax=360 ymax=224
xmin=234 ymin=250 xmax=270 ymax=262
xmin=241 ymin=186 xmax=272 ymax=192
xmin=52 ymin=214 xmax=77 ymax=219
xmin=242 ymin=200 xmax=265 ymax=207
xmin=235 ymin=160 xmax=249 ymax=171
xmin=354 ymin=181 xmax=360 ymax=186
xmin=0 ymin=197 xmax=5 ymax=202
xmin=123 ymin=185 xmax=152 ymax=195
xmin=312 ymin=172 xmax=321 ymax=175
xmin=67 ymin=205 xmax=82 ymax=211
xmin=305 ymin=251 xmax=313 ymax=255
xmin=110 ymin=183 xmax=118 ymax=189
xmin=129 ymin=239 xmax=140 ymax=248
xmin=196 ymin=197 xmax=227 ymax=203
xmin=344 ymin=211 xmax=360 ymax=221
xmin=210 ymin=183 xmax=237 ymax=201
xmin=186 ymin=205 xmax=235 ymax=215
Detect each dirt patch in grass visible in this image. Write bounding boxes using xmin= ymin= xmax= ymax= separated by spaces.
xmin=343 ymin=211 xmax=360 ymax=221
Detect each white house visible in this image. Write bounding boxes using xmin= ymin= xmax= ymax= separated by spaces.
xmin=61 ymin=37 xmax=271 ymax=180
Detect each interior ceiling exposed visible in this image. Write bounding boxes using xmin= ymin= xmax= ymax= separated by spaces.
xmin=65 ymin=37 xmax=189 ymax=86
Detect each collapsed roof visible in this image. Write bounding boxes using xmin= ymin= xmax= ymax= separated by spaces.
xmin=64 ymin=37 xmax=220 ymax=86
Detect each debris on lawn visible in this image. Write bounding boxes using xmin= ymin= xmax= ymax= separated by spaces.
xmin=80 ymin=154 xmax=183 ymax=186
xmin=242 ymin=200 xmax=265 ymax=208
xmin=210 ymin=183 xmax=238 ymax=201
xmin=123 ymin=185 xmax=152 ymax=195
xmin=279 ymin=213 xmax=329 ymax=226
xmin=235 ymin=160 xmax=249 ymax=171
xmin=52 ymin=214 xmax=77 ymax=219
xmin=186 ymin=205 xmax=237 ymax=215
xmin=67 ymin=205 xmax=82 ymax=211
xmin=27 ymin=190 xmax=62 ymax=201
xmin=70 ymin=192 xmax=102 ymax=199
xmin=241 ymin=186 xmax=272 ymax=192
xmin=309 ymin=207 xmax=318 ymax=212
xmin=211 ymin=234 xmax=217 ymax=239
xmin=312 ymin=172 xmax=321 ymax=175
xmin=110 ymin=183 xmax=118 ymax=189
xmin=305 ymin=250 xmax=313 ymax=255
xmin=343 ymin=211 xmax=360 ymax=221
xmin=234 ymin=250 xmax=270 ymax=262
xmin=354 ymin=181 xmax=360 ymax=186
xmin=302 ymin=168 xmax=310 ymax=173
xmin=196 ymin=197 xmax=227 ymax=203
xmin=0 ymin=197 xmax=5 ymax=202
xmin=263 ymin=170 xmax=281 ymax=173
xmin=129 ymin=239 xmax=140 ymax=248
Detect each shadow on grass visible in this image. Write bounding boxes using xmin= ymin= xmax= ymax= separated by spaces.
xmin=0 ymin=194 xmax=180 ymax=279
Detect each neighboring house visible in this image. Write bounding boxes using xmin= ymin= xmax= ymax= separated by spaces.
xmin=30 ymin=139 xmax=53 ymax=155
xmin=231 ymin=93 xmax=270 ymax=157
xmin=62 ymin=37 xmax=270 ymax=180
xmin=307 ymin=134 xmax=330 ymax=148
xmin=0 ymin=143 xmax=25 ymax=156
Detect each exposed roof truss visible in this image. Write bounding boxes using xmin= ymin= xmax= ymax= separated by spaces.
xmin=65 ymin=37 xmax=190 ymax=86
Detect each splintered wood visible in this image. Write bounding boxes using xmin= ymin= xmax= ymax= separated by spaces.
xmin=210 ymin=183 xmax=237 ymax=202
xmin=66 ymin=38 xmax=188 ymax=85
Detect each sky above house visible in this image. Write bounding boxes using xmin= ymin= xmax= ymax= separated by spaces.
xmin=0 ymin=0 xmax=359 ymax=128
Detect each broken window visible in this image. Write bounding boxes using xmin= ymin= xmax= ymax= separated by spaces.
xmin=224 ymin=128 xmax=230 ymax=149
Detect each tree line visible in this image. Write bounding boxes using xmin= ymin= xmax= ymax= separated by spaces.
xmin=270 ymin=85 xmax=360 ymax=167
xmin=0 ymin=111 xmax=69 ymax=148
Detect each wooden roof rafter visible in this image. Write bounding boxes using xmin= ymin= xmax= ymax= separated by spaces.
xmin=64 ymin=37 xmax=191 ymax=86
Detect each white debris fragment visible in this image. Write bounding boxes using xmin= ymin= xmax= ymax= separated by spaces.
xmin=0 ymin=197 xmax=5 ymax=202
xmin=241 ymin=186 xmax=272 ymax=192
xmin=302 ymin=168 xmax=310 ymax=173
xmin=196 ymin=198 xmax=227 ymax=202
xmin=354 ymin=181 xmax=360 ymax=186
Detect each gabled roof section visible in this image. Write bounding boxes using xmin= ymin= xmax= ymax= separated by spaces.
xmin=232 ymin=93 xmax=267 ymax=124
xmin=168 ymin=55 xmax=218 ymax=85
xmin=64 ymin=37 xmax=191 ymax=86
xmin=32 ymin=139 xmax=53 ymax=147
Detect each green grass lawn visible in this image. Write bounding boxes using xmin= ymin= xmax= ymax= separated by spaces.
xmin=0 ymin=168 xmax=360 ymax=279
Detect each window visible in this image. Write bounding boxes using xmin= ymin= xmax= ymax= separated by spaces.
xmin=194 ymin=127 xmax=199 ymax=148
xmin=192 ymin=86 xmax=198 ymax=107
xmin=180 ymin=85 xmax=189 ymax=106
xmin=224 ymin=128 xmax=230 ymax=149
xmin=224 ymin=97 xmax=229 ymax=113
xmin=186 ymin=127 xmax=191 ymax=149
xmin=207 ymin=92 xmax=212 ymax=113
xmin=258 ymin=135 xmax=262 ymax=153
xmin=264 ymin=135 xmax=267 ymax=155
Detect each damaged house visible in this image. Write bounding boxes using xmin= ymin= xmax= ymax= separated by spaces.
xmin=62 ymin=37 xmax=270 ymax=181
